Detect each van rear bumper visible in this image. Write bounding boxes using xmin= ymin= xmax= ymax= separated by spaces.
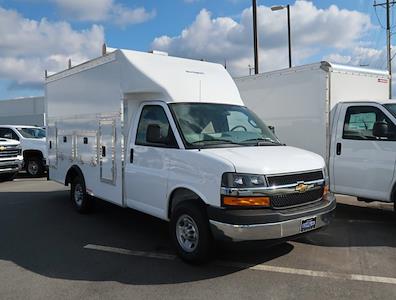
xmin=208 ymin=195 xmax=336 ymax=242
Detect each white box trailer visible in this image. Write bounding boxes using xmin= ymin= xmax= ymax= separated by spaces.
xmin=236 ymin=62 xmax=396 ymax=209
xmin=46 ymin=49 xmax=336 ymax=263
xmin=0 ymin=96 xmax=45 ymax=127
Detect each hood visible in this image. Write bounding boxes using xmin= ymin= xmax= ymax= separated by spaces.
xmin=0 ymin=138 xmax=20 ymax=147
xmin=202 ymin=146 xmax=325 ymax=175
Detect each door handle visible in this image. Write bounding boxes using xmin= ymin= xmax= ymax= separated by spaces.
xmin=336 ymin=143 xmax=342 ymax=156
xmin=130 ymin=149 xmax=134 ymax=163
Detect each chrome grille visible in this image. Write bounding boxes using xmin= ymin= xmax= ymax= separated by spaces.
xmin=0 ymin=146 xmax=20 ymax=158
xmin=267 ymin=171 xmax=324 ymax=187
xmin=271 ymin=187 xmax=324 ymax=208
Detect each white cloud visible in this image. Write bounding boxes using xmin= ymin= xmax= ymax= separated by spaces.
xmin=151 ymin=1 xmax=373 ymax=76
xmin=54 ymin=0 xmax=156 ymax=26
xmin=0 ymin=6 xmax=104 ymax=89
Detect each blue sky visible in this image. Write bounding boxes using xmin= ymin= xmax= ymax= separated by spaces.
xmin=0 ymin=0 xmax=392 ymax=99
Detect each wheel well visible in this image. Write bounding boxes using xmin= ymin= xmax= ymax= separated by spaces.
xmin=391 ymin=183 xmax=396 ymax=203
xmin=23 ymin=150 xmax=43 ymax=160
xmin=65 ymin=165 xmax=84 ymax=187
xmin=168 ymin=188 xmax=206 ymax=219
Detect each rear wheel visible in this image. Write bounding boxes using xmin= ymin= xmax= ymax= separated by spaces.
xmin=26 ymin=157 xmax=43 ymax=177
xmin=70 ymin=175 xmax=92 ymax=213
xmin=170 ymin=202 xmax=213 ymax=264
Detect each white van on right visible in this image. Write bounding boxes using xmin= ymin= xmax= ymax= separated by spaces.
xmin=236 ymin=62 xmax=396 ymax=212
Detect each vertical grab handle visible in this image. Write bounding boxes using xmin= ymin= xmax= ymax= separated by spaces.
xmin=101 ymin=146 xmax=106 ymax=157
xmin=336 ymin=143 xmax=342 ymax=156
xmin=130 ymin=149 xmax=134 ymax=163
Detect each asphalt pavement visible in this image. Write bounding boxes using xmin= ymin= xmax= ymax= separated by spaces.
xmin=0 ymin=178 xmax=395 ymax=300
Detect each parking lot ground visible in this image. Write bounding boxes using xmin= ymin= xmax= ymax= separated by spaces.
xmin=0 ymin=178 xmax=395 ymax=300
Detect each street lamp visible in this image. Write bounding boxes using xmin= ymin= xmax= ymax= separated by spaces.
xmin=271 ymin=4 xmax=292 ymax=68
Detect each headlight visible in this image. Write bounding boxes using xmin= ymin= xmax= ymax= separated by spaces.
xmin=221 ymin=173 xmax=267 ymax=188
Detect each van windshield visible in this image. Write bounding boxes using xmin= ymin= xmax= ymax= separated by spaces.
xmin=169 ymin=103 xmax=281 ymax=149
xmin=16 ymin=127 xmax=46 ymax=139
xmin=384 ymin=103 xmax=396 ymax=118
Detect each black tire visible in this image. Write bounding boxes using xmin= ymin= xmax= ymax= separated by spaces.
xmin=170 ymin=202 xmax=213 ymax=264
xmin=0 ymin=172 xmax=17 ymax=182
xmin=26 ymin=157 xmax=44 ymax=177
xmin=70 ymin=175 xmax=92 ymax=213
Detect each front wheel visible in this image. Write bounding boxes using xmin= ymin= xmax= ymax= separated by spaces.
xmin=70 ymin=176 xmax=92 ymax=213
xmin=26 ymin=157 xmax=43 ymax=177
xmin=170 ymin=202 xmax=213 ymax=264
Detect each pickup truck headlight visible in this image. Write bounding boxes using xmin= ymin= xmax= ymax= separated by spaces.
xmin=221 ymin=173 xmax=267 ymax=188
xmin=221 ymin=173 xmax=270 ymax=207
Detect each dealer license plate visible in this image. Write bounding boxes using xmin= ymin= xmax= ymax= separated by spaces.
xmin=301 ymin=217 xmax=317 ymax=232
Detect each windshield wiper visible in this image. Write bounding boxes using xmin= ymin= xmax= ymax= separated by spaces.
xmin=241 ymin=137 xmax=281 ymax=145
xmin=191 ymin=139 xmax=244 ymax=146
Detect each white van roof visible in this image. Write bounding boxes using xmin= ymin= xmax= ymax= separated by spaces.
xmin=47 ymin=48 xmax=243 ymax=106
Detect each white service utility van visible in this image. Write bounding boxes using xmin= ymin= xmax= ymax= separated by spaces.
xmin=0 ymin=138 xmax=23 ymax=181
xmin=236 ymin=62 xmax=396 ymax=212
xmin=0 ymin=125 xmax=47 ymax=177
xmin=46 ymin=48 xmax=335 ymax=262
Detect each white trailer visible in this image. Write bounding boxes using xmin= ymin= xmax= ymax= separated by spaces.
xmin=0 ymin=96 xmax=45 ymax=127
xmin=46 ymin=49 xmax=335 ymax=263
xmin=236 ymin=62 xmax=396 ymax=210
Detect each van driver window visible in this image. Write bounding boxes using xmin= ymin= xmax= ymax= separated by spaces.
xmin=135 ymin=105 xmax=178 ymax=148
xmin=343 ymin=106 xmax=396 ymax=141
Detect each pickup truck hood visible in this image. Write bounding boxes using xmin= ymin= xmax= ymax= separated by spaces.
xmin=202 ymin=146 xmax=325 ymax=175
xmin=0 ymin=138 xmax=20 ymax=147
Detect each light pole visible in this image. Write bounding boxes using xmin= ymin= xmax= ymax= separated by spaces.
xmin=252 ymin=0 xmax=259 ymax=74
xmin=271 ymin=4 xmax=292 ymax=68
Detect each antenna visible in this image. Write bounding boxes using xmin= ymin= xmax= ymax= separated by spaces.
xmin=44 ymin=70 xmax=48 ymax=79
xmin=68 ymin=59 xmax=72 ymax=69
xmin=102 ymin=43 xmax=107 ymax=56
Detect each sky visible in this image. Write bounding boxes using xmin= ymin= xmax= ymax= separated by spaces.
xmin=0 ymin=0 xmax=393 ymax=99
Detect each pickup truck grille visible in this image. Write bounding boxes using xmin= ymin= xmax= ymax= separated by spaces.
xmin=271 ymin=187 xmax=324 ymax=209
xmin=0 ymin=147 xmax=20 ymax=158
xmin=267 ymin=171 xmax=324 ymax=187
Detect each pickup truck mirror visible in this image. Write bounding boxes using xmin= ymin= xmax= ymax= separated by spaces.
xmin=146 ymin=124 xmax=163 ymax=144
xmin=373 ymin=121 xmax=389 ymax=138
xmin=4 ymin=133 xmax=13 ymax=139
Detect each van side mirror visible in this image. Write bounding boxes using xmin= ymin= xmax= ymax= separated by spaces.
xmin=373 ymin=121 xmax=389 ymax=138
xmin=4 ymin=133 xmax=13 ymax=139
xmin=268 ymin=125 xmax=275 ymax=135
xmin=146 ymin=124 xmax=162 ymax=144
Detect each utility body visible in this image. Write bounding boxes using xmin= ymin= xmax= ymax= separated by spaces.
xmin=46 ymin=49 xmax=335 ymax=262
xmin=236 ymin=62 xmax=396 ymax=211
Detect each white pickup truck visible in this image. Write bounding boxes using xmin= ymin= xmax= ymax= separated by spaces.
xmin=0 ymin=138 xmax=23 ymax=181
xmin=46 ymin=48 xmax=336 ymax=263
xmin=236 ymin=62 xmax=396 ymax=213
xmin=0 ymin=125 xmax=47 ymax=177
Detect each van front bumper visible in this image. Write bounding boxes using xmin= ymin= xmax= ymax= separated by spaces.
xmin=208 ymin=195 xmax=336 ymax=242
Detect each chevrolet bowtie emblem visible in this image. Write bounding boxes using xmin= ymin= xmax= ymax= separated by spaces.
xmin=295 ymin=183 xmax=312 ymax=193
xmin=0 ymin=146 xmax=6 ymax=151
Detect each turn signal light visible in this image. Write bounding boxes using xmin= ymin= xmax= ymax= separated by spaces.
xmin=223 ymin=196 xmax=270 ymax=207
xmin=323 ymin=185 xmax=329 ymax=196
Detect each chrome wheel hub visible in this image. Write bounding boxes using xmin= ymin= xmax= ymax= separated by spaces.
xmin=176 ymin=214 xmax=199 ymax=253
xmin=74 ymin=183 xmax=83 ymax=206
xmin=28 ymin=161 xmax=39 ymax=175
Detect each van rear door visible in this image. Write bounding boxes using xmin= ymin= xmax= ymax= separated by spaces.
xmin=331 ymin=102 xmax=396 ymax=201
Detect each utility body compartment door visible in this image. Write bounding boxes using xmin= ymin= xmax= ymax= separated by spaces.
xmin=99 ymin=119 xmax=116 ymax=184
xmin=331 ymin=103 xmax=396 ymax=201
